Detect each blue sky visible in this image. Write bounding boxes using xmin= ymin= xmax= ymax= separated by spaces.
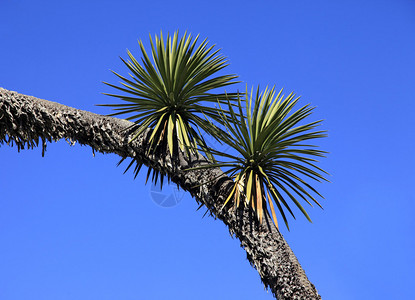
xmin=1 ymin=0 xmax=414 ymax=299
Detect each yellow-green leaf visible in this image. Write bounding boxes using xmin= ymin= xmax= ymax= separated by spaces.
xmin=246 ymin=170 xmax=253 ymax=206
xmin=267 ymin=190 xmax=278 ymax=229
xmin=167 ymin=114 xmax=174 ymax=155
xmin=256 ymin=174 xmax=263 ymax=223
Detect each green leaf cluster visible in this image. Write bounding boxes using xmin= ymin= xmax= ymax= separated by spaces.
xmin=100 ymin=31 xmax=238 ymax=184
xmin=198 ymin=87 xmax=328 ymax=229
xmin=102 ymin=30 xmax=328 ymax=229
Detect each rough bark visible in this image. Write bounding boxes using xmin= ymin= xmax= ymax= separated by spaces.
xmin=0 ymin=87 xmax=321 ymax=300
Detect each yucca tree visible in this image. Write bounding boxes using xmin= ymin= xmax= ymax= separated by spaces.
xmin=195 ymin=86 xmax=328 ymax=230
xmin=1 ymin=31 xmax=327 ymax=300
xmin=100 ymin=31 xmax=238 ymax=184
xmin=1 ymin=87 xmax=324 ymax=299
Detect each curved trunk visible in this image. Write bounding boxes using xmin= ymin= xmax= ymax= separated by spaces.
xmin=0 ymin=87 xmax=321 ymax=299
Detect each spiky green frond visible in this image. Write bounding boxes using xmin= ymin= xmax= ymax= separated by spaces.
xmin=193 ymin=86 xmax=328 ymax=230
xmin=99 ymin=31 xmax=238 ymax=184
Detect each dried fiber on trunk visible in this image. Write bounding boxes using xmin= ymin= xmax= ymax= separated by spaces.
xmin=0 ymin=87 xmax=321 ymax=300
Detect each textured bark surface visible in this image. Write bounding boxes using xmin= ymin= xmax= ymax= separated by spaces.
xmin=0 ymin=87 xmax=321 ymax=300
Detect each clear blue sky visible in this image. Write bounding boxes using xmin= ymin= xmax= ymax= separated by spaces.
xmin=1 ymin=1 xmax=414 ymax=299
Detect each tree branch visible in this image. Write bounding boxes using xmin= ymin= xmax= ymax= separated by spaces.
xmin=0 ymin=87 xmax=321 ymax=299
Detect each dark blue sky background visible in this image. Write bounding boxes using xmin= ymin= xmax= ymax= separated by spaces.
xmin=1 ymin=1 xmax=414 ymax=299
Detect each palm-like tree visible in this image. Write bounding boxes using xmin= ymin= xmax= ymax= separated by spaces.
xmin=0 ymin=31 xmax=326 ymax=299
xmin=195 ymin=86 xmax=328 ymax=229
xmin=100 ymin=31 xmax=238 ymax=184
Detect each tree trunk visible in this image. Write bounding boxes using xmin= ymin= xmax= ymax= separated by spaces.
xmin=0 ymin=87 xmax=321 ymax=300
